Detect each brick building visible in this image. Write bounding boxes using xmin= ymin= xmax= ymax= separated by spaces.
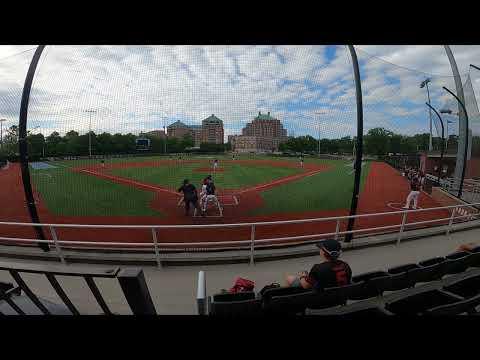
xmin=166 ymin=115 xmax=224 ymax=147
xmin=146 ymin=130 xmax=166 ymax=139
xmin=230 ymin=112 xmax=288 ymax=153
xmin=201 ymin=114 xmax=224 ymax=144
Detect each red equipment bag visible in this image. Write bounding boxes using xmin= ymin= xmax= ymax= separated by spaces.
xmin=229 ymin=277 xmax=255 ymax=294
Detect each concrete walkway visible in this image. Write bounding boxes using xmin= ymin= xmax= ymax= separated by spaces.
xmin=0 ymin=227 xmax=478 ymax=315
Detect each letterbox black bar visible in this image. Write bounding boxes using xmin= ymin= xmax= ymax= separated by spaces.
xmin=18 ymin=45 xmax=49 ymax=252
xmin=345 ymin=45 xmax=364 ymax=243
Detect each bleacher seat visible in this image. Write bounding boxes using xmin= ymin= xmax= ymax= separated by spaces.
xmin=385 ymin=288 xmax=463 ymax=315
xmin=265 ymin=290 xmax=317 ymax=315
xmin=387 ymin=263 xmax=419 ymax=289
xmin=212 ymin=291 xmax=256 ymax=302
xmin=466 ymin=246 xmax=480 ymax=268
xmin=209 ymin=292 xmax=262 ymax=316
xmin=443 ymin=252 xmax=471 ymax=275
xmin=351 ymin=271 xmax=389 ymax=300
xmin=260 ymin=286 xmax=310 ymax=303
xmin=306 ymin=300 xmax=392 ymax=316
xmin=409 ymin=257 xmax=446 ymax=283
xmin=424 ymin=293 xmax=480 ymax=315
xmin=443 ymin=273 xmax=480 ymax=298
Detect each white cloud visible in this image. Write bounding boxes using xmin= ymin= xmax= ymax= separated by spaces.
xmin=0 ymin=45 xmax=479 ymax=141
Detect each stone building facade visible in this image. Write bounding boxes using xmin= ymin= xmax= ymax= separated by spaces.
xmin=229 ymin=112 xmax=288 ymax=153
xmin=166 ymin=115 xmax=224 ymax=147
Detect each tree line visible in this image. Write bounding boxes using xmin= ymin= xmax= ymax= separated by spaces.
xmin=0 ymin=125 xmax=472 ymax=161
xmin=279 ymin=127 xmax=463 ymax=157
xmin=0 ymin=126 xmax=231 ymax=160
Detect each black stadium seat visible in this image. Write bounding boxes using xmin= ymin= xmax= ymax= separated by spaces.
xmin=409 ymin=257 xmax=446 ymax=283
xmin=425 ymin=293 xmax=480 ymax=315
xmin=466 ymin=247 xmax=480 ymax=268
xmin=212 ymin=291 xmax=256 ymax=302
xmin=260 ymin=286 xmax=310 ymax=303
xmin=443 ymin=273 xmax=480 ymax=298
xmin=385 ymin=289 xmax=463 ymax=315
xmin=265 ymin=290 xmax=317 ymax=315
xmin=443 ymin=252 xmax=471 ymax=275
xmin=306 ymin=300 xmax=392 ymax=316
xmin=351 ymin=271 xmax=389 ymax=300
xmin=209 ymin=292 xmax=262 ymax=316
xmin=388 ymin=263 xmax=420 ymax=289
xmin=327 ymin=281 xmax=366 ymax=303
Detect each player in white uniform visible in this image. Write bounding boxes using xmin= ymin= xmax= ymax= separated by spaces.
xmin=404 ymin=172 xmax=421 ymax=210
xmin=201 ymin=176 xmax=222 ymax=216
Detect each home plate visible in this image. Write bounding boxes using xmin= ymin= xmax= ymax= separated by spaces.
xmin=177 ymin=194 xmax=238 ymax=206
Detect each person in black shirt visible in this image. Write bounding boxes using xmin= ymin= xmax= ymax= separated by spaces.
xmin=285 ymin=239 xmax=352 ymax=290
xmin=177 ymin=179 xmax=200 ymax=216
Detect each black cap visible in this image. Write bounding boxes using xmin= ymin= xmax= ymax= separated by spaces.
xmin=316 ymin=239 xmax=342 ymax=259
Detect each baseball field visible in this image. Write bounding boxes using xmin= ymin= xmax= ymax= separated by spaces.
xmin=0 ymin=154 xmax=450 ymax=245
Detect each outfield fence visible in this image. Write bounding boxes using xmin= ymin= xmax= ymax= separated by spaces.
xmin=0 ymin=202 xmax=479 ymax=267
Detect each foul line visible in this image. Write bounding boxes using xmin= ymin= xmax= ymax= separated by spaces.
xmin=79 ymin=168 xmax=178 ymax=195
xmin=236 ymin=168 xmax=325 ymax=195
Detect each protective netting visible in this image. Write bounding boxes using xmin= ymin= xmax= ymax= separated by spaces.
xmin=1 ymin=45 xmax=479 ymax=246
xmin=12 ymin=45 xmax=358 ymax=224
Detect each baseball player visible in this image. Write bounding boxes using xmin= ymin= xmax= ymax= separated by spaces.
xmin=299 ymin=155 xmax=304 ymax=168
xmin=201 ymin=176 xmax=222 ymax=216
xmin=199 ymin=177 xmax=208 ymax=210
xmin=404 ymin=172 xmax=421 ymax=210
xmin=213 ymin=159 xmax=219 ymax=170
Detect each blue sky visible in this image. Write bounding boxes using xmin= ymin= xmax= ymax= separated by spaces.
xmin=0 ymin=45 xmax=478 ymax=140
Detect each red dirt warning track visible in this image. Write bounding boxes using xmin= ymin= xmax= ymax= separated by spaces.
xmin=0 ymin=161 xmax=451 ymax=247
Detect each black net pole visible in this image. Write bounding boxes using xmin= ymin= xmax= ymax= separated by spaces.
xmin=18 ymin=45 xmax=49 ymax=252
xmin=345 ymin=45 xmax=364 ymax=243
xmin=443 ymin=86 xmax=469 ymax=200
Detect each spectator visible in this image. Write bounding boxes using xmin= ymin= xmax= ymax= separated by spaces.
xmin=285 ymin=239 xmax=352 ymax=290
xmin=458 ymin=242 xmax=479 ymax=252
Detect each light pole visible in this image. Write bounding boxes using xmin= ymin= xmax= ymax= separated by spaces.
xmin=314 ymin=111 xmax=326 ymax=156
xmin=420 ymin=78 xmax=433 ymax=152
xmin=163 ymin=117 xmax=167 ymax=154
xmin=84 ymin=109 xmax=97 ymax=158
xmin=0 ymin=119 xmax=6 ymax=151
xmin=426 ymin=103 xmax=445 ymax=185
xmin=440 ymin=108 xmax=457 ymax=151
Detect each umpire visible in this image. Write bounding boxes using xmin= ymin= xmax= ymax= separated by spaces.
xmin=178 ymin=179 xmax=200 ymax=216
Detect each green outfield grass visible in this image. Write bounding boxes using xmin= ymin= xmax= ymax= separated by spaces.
xmin=253 ymin=160 xmax=371 ymax=215
xmin=30 ymin=155 xmax=369 ymax=218
xmin=30 ymin=165 xmax=160 ymax=217
xmin=108 ymin=161 xmax=301 ymax=190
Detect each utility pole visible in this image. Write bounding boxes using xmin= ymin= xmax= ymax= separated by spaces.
xmin=314 ymin=111 xmax=326 ymax=156
xmin=84 ymin=109 xmax=97 ymax=158
xmin=420 ymin=78 xmax=433 ymax=152
xmin=0 ymin=119 xmax=6 ymax=151
xmin=163 ymin=117 xmax=167 ymax=154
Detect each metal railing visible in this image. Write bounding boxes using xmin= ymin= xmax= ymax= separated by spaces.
xmin=0 ymin=261 xmax=157 ymax=315
xmin=0 ymin=202 xmax=479 ymax=268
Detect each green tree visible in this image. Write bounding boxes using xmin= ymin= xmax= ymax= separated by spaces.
xmin=364 ymin=127 xmax=393 ymax=156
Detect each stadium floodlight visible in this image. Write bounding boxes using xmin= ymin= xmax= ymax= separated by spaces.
xmin=0 ymin=119 xmax=6 ymax=150
xmin=314 ymin=111 xmax=326 ymax=156
xmin=420 ymin=78 xmax=433 ymax=152
xmin=84 ymin=109 xmax=97 ymax=158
